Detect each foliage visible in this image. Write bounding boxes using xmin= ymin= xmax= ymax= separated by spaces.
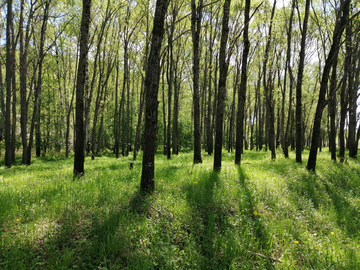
xmin=1 ymin=149 xmax=359 ymax=269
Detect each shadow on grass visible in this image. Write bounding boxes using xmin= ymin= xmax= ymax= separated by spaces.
xmin=182 ymin=169 xmax=254 ymax=269
xmin=35 ymin=190 xmax=154 ymax=269
xmin=235 ymin=166 xmax=275 ymax=269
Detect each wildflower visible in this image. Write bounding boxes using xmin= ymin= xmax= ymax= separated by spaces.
xmin=40 ymin=199 xmax=45 ymax=203
xmin=16 ymin=218 xmax=21 ymax=222
xmin=331 ymin=232 xmax=334 ymax=235
xmin=316 ymin=245 xmax=320 ymax=249
xmin=161 ymin=180 xmax=164 ymax=182
xmin=313 ymin=233 xmax=317 ymax=236
xmin=253 ymin=211 xmax=258 ymax=216
xmin=294 ymin=240 xmax=299 ymax=244
xmin=194 ymin=182 xmax=198 ymax=184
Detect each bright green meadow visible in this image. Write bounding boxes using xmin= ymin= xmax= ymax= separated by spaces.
xmin=1 ymin=149 xmax=360 ymax=269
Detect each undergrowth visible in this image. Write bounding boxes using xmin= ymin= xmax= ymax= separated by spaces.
xmin=0 ymin=149 xmax=359 ymax=269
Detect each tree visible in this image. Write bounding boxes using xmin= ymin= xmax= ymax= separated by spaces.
xmin=5 ymin=0 xmax=14 ymax=168
xmin=295 ymin=0 xmax=311 ymax=164
xmin=307 ymin=0 xmax=350 ymax=172
xmin=140 ymin=0 xmax=170 ymax=193
xmin=191 ymin=0 xmax=203 ymax=164
xmin=213 ymin=0 xmax=231 ymax=171
xmin=262 ymin=0 xmax=277 ymax=160
xmin=74 ymin=0 xmax=92 ymax=177
xmin=235 ymin=0 xmax=250 ymax=165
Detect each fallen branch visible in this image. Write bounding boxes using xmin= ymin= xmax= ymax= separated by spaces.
xmin=247 ymin=250 xmax=283 ymax=263
xmin=135 ymin=190 xmax=165 ymax=216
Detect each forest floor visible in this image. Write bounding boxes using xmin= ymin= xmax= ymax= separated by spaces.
xmin=1 ymin=149 xmax=360 ymax=269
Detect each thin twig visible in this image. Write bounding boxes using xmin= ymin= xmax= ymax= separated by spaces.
xmin=135 ymin=190 xmax=165 ymax=216
xmin=247 ymin=250 xmax=283 ymax=263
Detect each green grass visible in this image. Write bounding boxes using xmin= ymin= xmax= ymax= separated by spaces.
xmin=1 ymin=149 xmax=360 ymax=269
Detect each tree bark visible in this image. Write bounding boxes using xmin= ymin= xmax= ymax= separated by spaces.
xmin=5 ymin=0 xmax=14 ymax=168
xmin=74 ymin=0 xmax=91 ymax=177
xmin=191 ymin=0 xmax=203 ymax=164
xmin=140 ymin=0 xmax=169 ymax=193
xmin=262 ymin=0 xmax=276 ymax=160
xmin=307 ymin=0 xmax=349 ymax=172
xmin=295 ymin=0 xmax=310 ymax=163
xmin=235 ymin=0 xmax=250 ymax=164
xmin=213 ymin=0 xmax=231 ymax=171
xmin=282 ymin=0 xmax=296 ymax=158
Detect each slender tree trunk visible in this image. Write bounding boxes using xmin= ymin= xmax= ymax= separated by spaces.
xmin=74 ymin=0 xmax=91 ymax=177
xmin=206 ymin=17 xmax=215 ymax=156
xmin=213 ymin=0 xmax=231 ymax=171
xmin=27 ymin=0 xmax=51 ymax=164
xmin=347 ymin=20 xmax=357 ymax=158
xmin=191 ymin=0 xmax=203 ymax=164
xmin=262 ymin=0 xmax=276 ymax=160
xmin=140 ymin=0 xmax=169 ymax=193
xmin=235 ymin=0 xmax=250 ymax=164
xmin=282 ymin=0 xmax=296 ymax=158
xmin=295 ymin=0 xmax=310 ymax=163
xmin=329 ymin=53 xmax=339 ymax=161
xmin=5 ymin=0 xmax=14 ymax=167
xmin=307 ymin=0 xmax=349 ymax=172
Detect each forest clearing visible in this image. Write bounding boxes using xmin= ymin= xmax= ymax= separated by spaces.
xmin=1 ymin=149 xmax=360 ymax=269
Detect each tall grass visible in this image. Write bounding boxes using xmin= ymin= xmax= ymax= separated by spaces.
xmin=0 ymin=149 xmax=359 ymax=269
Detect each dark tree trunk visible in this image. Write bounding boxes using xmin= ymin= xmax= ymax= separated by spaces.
xmin=329 ymin=54 xmax=339 ymax=161
xmin=27 ymin=0 xmax=50 ymax=164
xmin=5 ymin=0 xmax=13 ymax=168
xmin=295 ymin=0 xmax=310 ymax=163
xmin=74 ymin=0 xmax=91 ymax=177
xmin=228 ymin=68 xmax=238 ymax=153
xmin=19 ymin=0 xmax=35 ymax=163
xmin=262 ymin=0 xmax=276 ymax=160
xmin=213 ymin=0 xmax=231 ymax=171
xmin=172 ymin=45 xmax=182 ymax=156
xmin=235 ymin=0 xmax=250 ymax=164
xmin=283 ymin=0 xmax=296 ymax=158
xmin=307 ymin=0 xmax=349 ymax=172
xmin=347 ymin=20 xmax=357 ymax=158
xmin=140 ymin=0 xmax=169 ymax=193
xmin=191 ymin=0 xmax=203 ymax=164
xmin=206 ymin=13 xmax=216 ymax=156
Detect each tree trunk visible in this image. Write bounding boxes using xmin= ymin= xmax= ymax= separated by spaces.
xmin=235 ymin=0 xmax=250 ymax=164
xmin=307 ymin=0 xmax=349 ymax=172
xmin=295 ymin=0 xmax=310 ymax=163
xmin=191 ymin=0 xmax=203 ymax=164
xmin=140 ymin=0 xmax=169 ymax=193
xmin=329 ymin=53 xmax=339 ymax=161
xmin=5 ymin=0 xmax=14 ymax=168
xmin=262 ymin=0 xmax=276 ymax=160
xmin=27 ymin=0 xmax=51 ymax=164
xmin=213 ymin=0 xmax=231 ymax=171
xmin=74 ymin=0 xmax=91 ymax=177
xmin=347 ymin=19 xmax=357 ymax=158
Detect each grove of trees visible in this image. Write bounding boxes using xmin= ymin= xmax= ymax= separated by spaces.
xmin=0 ymin=0 xmax=359 ymax=191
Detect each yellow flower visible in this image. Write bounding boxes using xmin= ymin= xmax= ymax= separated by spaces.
xmin=358 ymin=199 xmax=360 ymax=201
xmin=331 ymin=232 xmax=334 ymax=235
xmin=16 ymin=218 xmax=21 ymax=222
xmin=313 ymin=233 xmax=317 ymax=236
xmin=194 ymin=182 xmax=198 ymax=184
xmin=40 ymin=199 xmax=45 ymax=203
xmin=161 ymin=180 xmax=164 ymax=182
xmin=294 ymin=240 xmax=299 ymax=244
xmin=253 ymin=211 xmax=258 ymax=216
xmin=316 ymin=245 xmax=320 ymax=249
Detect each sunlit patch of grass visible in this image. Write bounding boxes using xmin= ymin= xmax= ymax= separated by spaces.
xmin=0 ymin=149 xmax=359 ymax=269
